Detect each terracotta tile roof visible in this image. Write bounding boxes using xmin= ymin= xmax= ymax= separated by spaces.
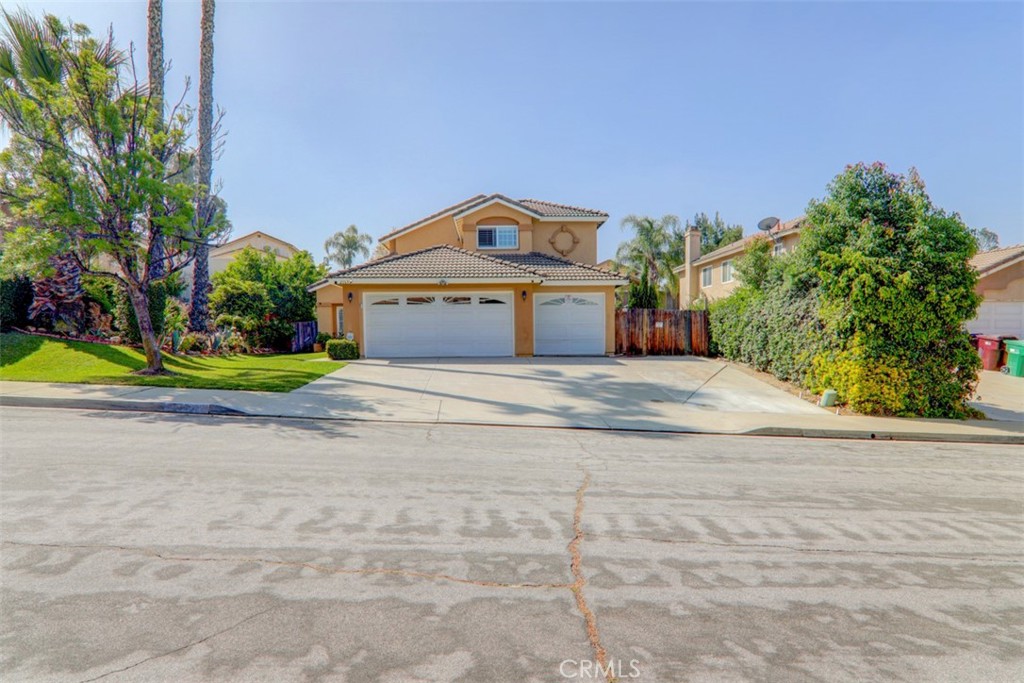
xmin=314 ymin=245 xmax=626 ymax=286
xmin=970 ymin=244 xmax=1024 ymax=274
xmin=377 ymin=194 xmax=607 ymax=243
xmin=378 ymin=195 xmax=487 ymax=243
xmin=493 ymin=252 xmax=625 ymax=280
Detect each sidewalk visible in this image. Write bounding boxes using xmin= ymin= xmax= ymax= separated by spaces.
xmin=2 ymin=372 xmax=1022 ymax=444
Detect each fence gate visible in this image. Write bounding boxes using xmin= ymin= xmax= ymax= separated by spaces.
xmin=614 ymin=309 xmax=709 ymax=356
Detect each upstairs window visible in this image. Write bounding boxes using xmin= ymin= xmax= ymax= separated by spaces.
xmin=477 ymin=225 xmax=518 ymax=249
xmin=773 ymin=243 xmax=785 ymax=256
xmin=701 ymin=267 xmax=712 ymax=288
xmin=721 ymin=260 xmax=734 ymax=283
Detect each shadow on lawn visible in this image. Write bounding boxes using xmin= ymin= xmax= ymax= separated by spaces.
xmin=0 ymin=333 xmax=44 ymax=367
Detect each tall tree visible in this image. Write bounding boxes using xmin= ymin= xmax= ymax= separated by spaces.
xmin=0 ymin=11 xmax=217 ymax=372
xmin=615 ymin=214 xmax=681 ymax=308
xmin=971 ymin=227 xmax=1000 ymax=252
xmin=324 ymin=225 xmax=372 ymax=268
xmin=146 ymin=0 xmax=166 ymax=279
xmin=188 ymin=0 xmax=216 ymax=331
xmin=689 ymin=212 xmax=744 ymax=254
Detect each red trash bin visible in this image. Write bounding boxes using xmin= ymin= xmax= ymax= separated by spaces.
xmin=978 ymin=335 xmax=1017 ymax=371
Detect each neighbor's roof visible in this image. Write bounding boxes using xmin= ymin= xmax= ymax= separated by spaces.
xmin=970 ymin=244 xmax=1024 ymax=275
xmin=688 ymin=217 xmax=806 ymax=267
xmin=309 ymin=245 xmax=626 ymax=289
xmin=212 ymin=230 xmax=300 ymax=256
xmin=378 ymin=194 xmax=608 ymax=243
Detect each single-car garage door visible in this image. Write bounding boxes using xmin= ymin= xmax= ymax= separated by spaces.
xmin=363 ymin=292 xmax=514 ymax=358
xmin=534 ymin=293 xmax=605 ymax=355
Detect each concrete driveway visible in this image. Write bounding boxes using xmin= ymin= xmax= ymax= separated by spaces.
xmin=292 ymin=356 xmax=825 ymax=430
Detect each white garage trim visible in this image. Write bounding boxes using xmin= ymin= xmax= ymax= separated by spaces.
xmin=534 ymin=292 xmax=606 ymax=356
xmin=362 ymin=291 xmax=515 ymax=358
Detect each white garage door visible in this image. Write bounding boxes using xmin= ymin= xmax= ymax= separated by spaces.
xmin=363 ymin=292 xmax=514 ymax=358
xmin=534 ymin=293 xmax=605 ymax=356
xmin=968 ymin=301 xmax=1024 ymax=339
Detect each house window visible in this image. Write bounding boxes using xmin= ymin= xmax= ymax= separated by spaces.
xmin=477 ymin=225 xmax=518 ymax=249
xmin=701 ymin=267 xmax=712 ymax=288
xmin=721 ymin=261 xmax=733 ymax=283
xmin=773 ymin=243 xmax=785 ymax=256
xmin=335 ymin=306 xmax=344 ymax=336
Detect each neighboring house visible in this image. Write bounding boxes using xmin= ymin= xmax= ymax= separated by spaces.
xmin=309 ymin=194 xmax=627 ymax=358
xmin=674 ymin=217 xmax=804 ymax=308
xmin=178 ymin=230 xmax=301 ymax=301
xmin=967 ymin=244 xmax=1024 ymax=338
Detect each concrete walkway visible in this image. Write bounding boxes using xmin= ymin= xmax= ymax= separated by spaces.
xmin=2 ymin=356 xmax=1022 ymax=443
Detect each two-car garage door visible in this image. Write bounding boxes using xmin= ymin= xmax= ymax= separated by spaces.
xmin=362 ymin=291 xmax=607 ymax=358
xmin=364 ymin=292 xmax=514 ymax=358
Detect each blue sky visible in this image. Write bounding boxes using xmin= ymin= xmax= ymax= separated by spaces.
xmin=10 ymin=1 xmax=1024 ymax=261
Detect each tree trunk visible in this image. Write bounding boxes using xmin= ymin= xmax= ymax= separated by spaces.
xmin=147 ymin=0 xmax=166 ymax=280
xmin=189 ymin=0 xmax=216 ymax=330
xmin=125 ymin=282 xmax=165 ymax=373
xmin=188 ymin=242 xmax=210 ymax=332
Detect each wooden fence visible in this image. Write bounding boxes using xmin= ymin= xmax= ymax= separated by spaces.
xmin=614 ymin=309 xmax=710 ymax=356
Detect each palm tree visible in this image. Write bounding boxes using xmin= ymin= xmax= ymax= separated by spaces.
xmin=188 ymin=0 xmax=215 ymax=332
xmin=324 ymin=225 xmax=373 ymax=269
xmin=615 ymin=214 xmax=682 ymax=307
xmin=146 ymin=0 xmax=166 ymax=280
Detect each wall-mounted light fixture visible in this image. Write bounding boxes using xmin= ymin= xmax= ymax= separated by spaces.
xmin=521 ymin=290 xmax=527 ymax=302
xmin=347 ymin=292 xmax=353 ymax=303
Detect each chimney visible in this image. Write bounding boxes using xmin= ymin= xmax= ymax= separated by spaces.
xmin=684 ymin=226 xmax=702 ymax=264
xmin=680 ymin=227 xmax=702 ymax=309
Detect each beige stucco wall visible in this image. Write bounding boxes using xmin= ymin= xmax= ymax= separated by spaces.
xmin=977 ymin=260 xmax=1024 ymax=301
xmin=315 ymin=282 xmax=617 ymax=357
xmin=384 ymin=203 xmax=602 ymax=265
xmin=678 ymin=232 xmax=801 ymax=308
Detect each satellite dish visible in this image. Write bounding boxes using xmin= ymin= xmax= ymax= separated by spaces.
xmin=758 ymin=216 xmax=780 ymax=233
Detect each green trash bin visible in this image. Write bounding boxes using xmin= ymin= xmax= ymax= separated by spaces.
xmin=1003 ymin=339 xmax=1024 ymax=377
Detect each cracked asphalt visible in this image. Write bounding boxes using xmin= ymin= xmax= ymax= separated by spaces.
xmin=1 ymin=406 xmax=1021 ymax=682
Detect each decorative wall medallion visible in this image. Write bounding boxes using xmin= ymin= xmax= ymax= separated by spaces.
xmin=549 ymin=225 xmax=580 ymax=256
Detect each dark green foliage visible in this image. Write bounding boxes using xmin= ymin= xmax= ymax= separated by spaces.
xmin=315 ymin=331 xmax=332 ymax=346
xmin=711 ymin=163 xmax=982 ymax=418
xmin=627 ymin=268 xmax=660 ymax=309
xmin=82 ymin=276 xmax=116 ymax=315
xmin=326 ymin=338 xmax=359 ymax=360
xmin=115 ymin=283 xmax=167 ymax=344
xmin=690 ymin=212 xmax=744 ymax=254
xmin=209 ymin=278 xmax=292 ymax=350
xmin=0 ymin=276 xmax=33 ymax=331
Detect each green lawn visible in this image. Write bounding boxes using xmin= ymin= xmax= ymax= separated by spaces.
xmin=0 ymin=332 xmax=345 ymax=392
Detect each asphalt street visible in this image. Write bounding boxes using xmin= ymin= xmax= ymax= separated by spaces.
xmin=1 ymin=406 xmax=1021 ymax=682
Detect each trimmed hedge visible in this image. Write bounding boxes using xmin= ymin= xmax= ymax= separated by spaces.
xmin=326 ymin=338 xmax=359 ymax=360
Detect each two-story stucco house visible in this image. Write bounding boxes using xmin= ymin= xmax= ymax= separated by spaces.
xmin=674 ymin=218 xmax=804 ymax=308
xmin=309 ymin=194 xmax=627 ymax=358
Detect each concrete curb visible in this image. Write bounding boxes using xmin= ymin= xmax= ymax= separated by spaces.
xmin=742 ymin=426 xmax=1024 ymax=445
xmin=4 ymin=394 xmax=1022 ymax=445
xmin=0 ymin=395 xmax=247 ymax=417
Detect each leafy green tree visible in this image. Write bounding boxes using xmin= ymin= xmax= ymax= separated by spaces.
xmin=212 ymin=247 xmax=326 ymax=321
xmin=800 ymin=163 xmax=980 ymax=417
xmin=615 ymin=214 xmax=681 ymax=307
xmin=689 ymin=212 xmax=744 ymax=254
xmin=734 ymin=235 xmax=773 ymax=290
xmin=0 ymin=11 xmax=216 ymax=372
xmin=324 ymin=225 xmax=372 ymax=269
